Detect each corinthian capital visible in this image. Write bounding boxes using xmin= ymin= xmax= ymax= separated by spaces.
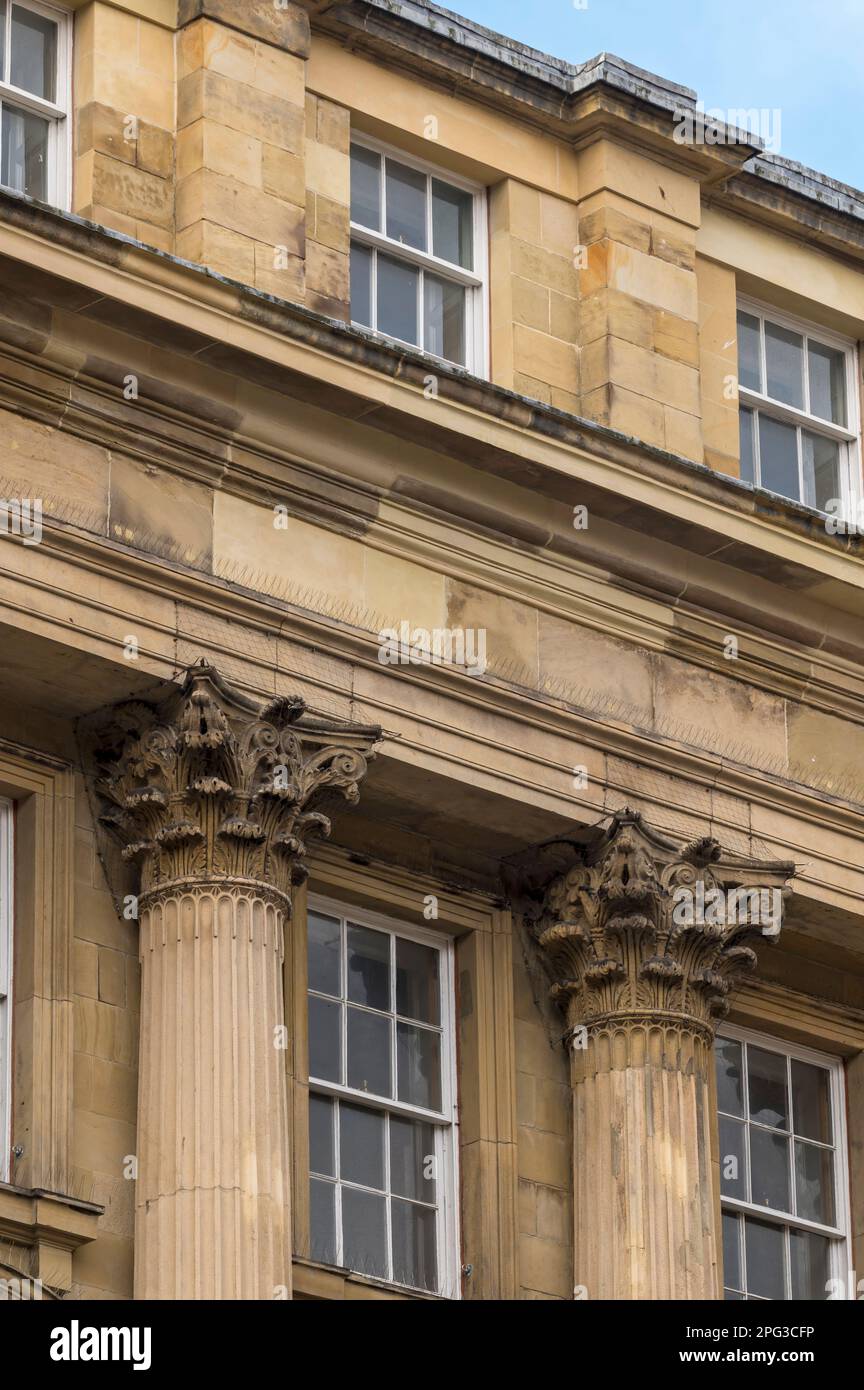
xmin=534 ymin=809 xmax=794 ymax=1041
xmin=81 ymin=664 xmax=381 ymax=905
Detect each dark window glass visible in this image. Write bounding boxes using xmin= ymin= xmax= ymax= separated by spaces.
xmin=790 ymin=1228 xmax=830 ymax=1300
xmin=308 ymin=995 xmax=341 ymax=1084
xmin=765 ymin=320 xmax=804 ymax=408
xmin=340 ymin=1102 xmax=385 ymax=1190
xmin=308 ymin=911 xmax=341 ymax=997
xmin=342 ymin=1187 xmax=388 ymax=1280
xmin=424 ymin=274 xmax=465 ymax=365
xmin=377 ymin=253 xmax=419 ymax=346
xmin=390 ymin=1115 xmax=437 ymax=1202
xmin=758 ymin=416 xmax=799 ymax=502
xmin=386 ymin=158 xmax=426 ymax=250
xmin=347 ymin=1006 xmax=391 ymax=1098
xmin=392 ymin=1198 xmax=437 ymax=1292
xmin=737 ymin=310 xmax=761 ymax=393
xmin=431 ymin=178 xmax=473 ymax=269
xmin=309 ymin=1178 xmax=337 ymax=1265
xmin=309 ymin=1094 xmax=335 ymax=1177
xmin=11 ymin=5 xmax=56 ymax=101
xmin=1 ymin=103 xmax=48 ymax=200
xmin=396 ymin=937 xmax=440 ymax=1025
xmin=808 ymin=341 xmax=846 ymax=425
xmin=745 ymin=1216 xmax=786 ymax=1300
xmin=739 ymin=407 xmax=755 ymax=485
xmin=719 ymin=1114 xmax=748 ymax=1201
xmin=715 ymin=1036 xmax=744 ymax=1116
xmin=350 ymin=144 xmax=380 ymax=230
xmin=347 ymin=923 xmax=390 ymax=1011
xmin=350 ymin=241 xmax=372 ymax=327
xmin=397 ymin=1021 xmax=441 ymax=1110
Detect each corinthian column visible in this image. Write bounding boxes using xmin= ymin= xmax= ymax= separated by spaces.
xmin=533 ymin=810 xmax=793 ymax=1301
xmin=84 ymin=665 xmax=379 ymax=1300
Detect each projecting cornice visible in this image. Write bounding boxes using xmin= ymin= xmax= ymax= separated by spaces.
xmin=298 ymin=0 xmax=864 ymax=240
xmin=514 ymin=808 xmax=795 ymax=1042
xmin=80 ymin=663 xmax=382 ymax=910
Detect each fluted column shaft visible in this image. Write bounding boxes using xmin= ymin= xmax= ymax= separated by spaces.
xmin=134 ymin=883 xmax=291 ymax=1300
xmin=572 ymin=1018 xmax=718 ymax=1300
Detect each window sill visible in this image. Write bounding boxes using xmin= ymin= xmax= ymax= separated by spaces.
xmin=292 ymin=1256 xmax=445 ymax=1301
xmin=0 ymin=1183 xmax=102 ymax=1291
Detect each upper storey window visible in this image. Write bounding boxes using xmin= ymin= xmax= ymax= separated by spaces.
xmin=0 ymin=0 xmax=70 ymax=207
xmin=349 ymin=136 xmax=487 ymax=375
xmin=737 ymin=299 xmax=860 ymax=518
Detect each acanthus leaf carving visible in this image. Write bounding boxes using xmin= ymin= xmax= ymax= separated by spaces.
xmin=81 ymin=663 xmax=382 ymax=907
xmin=532 ymin=808 xmax=795 ymax=1041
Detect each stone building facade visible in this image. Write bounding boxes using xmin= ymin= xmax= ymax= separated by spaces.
xmin=0 ymin=0 xmax=862 ymax=1302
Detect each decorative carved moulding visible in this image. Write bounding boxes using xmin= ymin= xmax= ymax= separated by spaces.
xmin=528 ymin=809 xmax=795 ymax=1045
xmin=79 ymin=663 xmax=382 ymax=910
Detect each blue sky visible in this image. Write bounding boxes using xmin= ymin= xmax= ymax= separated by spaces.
xmin=448 ymin=0 xmax=864 ymax=191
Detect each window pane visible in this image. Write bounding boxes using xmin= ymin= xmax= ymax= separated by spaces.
xmin=342 ymin=1187 xmax=388 ymax=1280
xmin=396 ymin=938 xmax=440 ymax=1025
xmin=397 ymin=1022 xmax=441 ymax=1111
xmin=758 ymin=415 xmax=799 ymax=503
xmin=377 ymin=253 xmax=419 ymax=346
xmin=346 ymin=1005 xmax=391 ymax=1097
xmin=350 ymin=144 xmax=380 ymax=231
xmin=737 ymin=310 xmax=762 ymax=393
xmin=432 ymin=178 xmax=473 ymax=269
xmin=791 ymin=1060 xmax=832 ymax=1144
xmin=750 ymin=1128 xmax=790 ymax=1212
xmin=309 ymin=1094 xmax=335 ymax=1177
xmin=424 ymin=274 xmax=465 ymax=365
xmin=802 ymin=432 xmax=840 ymax=514
xmin=350 ymin=242 xmax=372 ymax=328
xmin=386 ymin=159 xmax=426 ymax=250
xmin=790 ymin=1228 xmax=830 ymax=1300
xmin=309 ymin=1178 xmax=337 ymax=1265
xmin=808 ymin=341 xmax=846 ymax=425
xmin=748 ymin=1046 xmax=789 ymax=1129
xmin=11 ymin=5 xmax=56 ymax=101
xmin=0 ymin=2 xmax=6 ymax=80
xmin=308 ymin=911 xmax=341 ymax=997
xmin=719 ymin=1114 xmax=748 ymax=1200
xmin=739 ymin=407 xmax=755 ymax=485
xmin=1 ymin=104 xmax=48 ymax=201
xmin=392 ymin=1198 xmax=437 ymax=1292
xmin=308 ymin=996 xmax=342 ymax=1083
xmin=340 ymin=1102 xmax=385 ymax=1190
xmin=745 ymin=1216 xmax=786 ymax=1299
xmin=722 ymin=1211 xmax=742 ymax=1293
xmin=347 ymin=923 xmax=390 ymax=1011
xmin=390 ymin=1115 xmax=437 ymax=1202
xmin=795 ymin=1140 xmax=834 ymax=1226
xmin=715 ymin=1036 xmax=744 ymax=1116
xmin=765 ymin=320 xmax=804 ymax=408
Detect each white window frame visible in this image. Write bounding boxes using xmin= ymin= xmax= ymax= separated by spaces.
xmin=737 ymin=295 xmax=862 ymax=522
xmin=0 ymin=0 xmax=72 ymax=210
xmin=717 ymin=1022 xmax=851 ymax=1301
xmin=349 ymin=132 xmax=489 ymax=378
xmin=307 ymin=892 xmax=461 ymax=1299
xmin=0 ymin=797 xmax=13 ymax=1186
